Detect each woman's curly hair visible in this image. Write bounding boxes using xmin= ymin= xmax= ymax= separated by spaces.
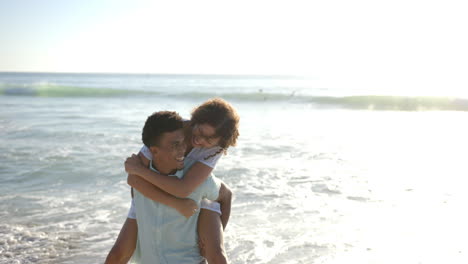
xmin=190 ymin=98 xmax=240 ymax=153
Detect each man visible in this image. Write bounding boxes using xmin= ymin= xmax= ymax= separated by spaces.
xmin=122 ymin=111 xmax=229 ymax=263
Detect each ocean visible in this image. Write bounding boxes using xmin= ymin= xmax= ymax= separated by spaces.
xmin=1 ymin=72 xmax=467 ymax=263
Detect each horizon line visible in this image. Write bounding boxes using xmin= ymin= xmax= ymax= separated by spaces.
xmin=0 ymin=70 xmax=312 ymax=79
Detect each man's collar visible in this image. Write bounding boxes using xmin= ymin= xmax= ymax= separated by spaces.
xmin=149 ymin=160 xmax=182 ymax=176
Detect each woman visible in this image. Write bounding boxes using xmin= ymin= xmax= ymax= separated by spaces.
xmin=105 ymin=98 xmax=239 ymax=264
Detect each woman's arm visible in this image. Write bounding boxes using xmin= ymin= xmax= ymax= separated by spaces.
xmin=125 ymin=154 xmax=213 ymax=197
xmin=127 ymin=174 xmax=198 ymax=219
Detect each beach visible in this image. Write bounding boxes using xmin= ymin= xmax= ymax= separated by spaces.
xmin=1 ymin=72 xmax=468 ymax=263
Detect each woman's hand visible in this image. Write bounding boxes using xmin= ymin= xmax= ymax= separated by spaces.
xmin=176 ymin=198 xmax=199 ymax=219
xmin=125 ymin=154 xmax=145 ymax=175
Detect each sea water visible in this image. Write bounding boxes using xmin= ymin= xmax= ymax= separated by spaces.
xmin=1 ymin=72 xmax=468 ymax=263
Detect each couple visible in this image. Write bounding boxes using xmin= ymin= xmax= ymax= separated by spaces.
xmin=105 ymin=98 xmax=239 ymax=264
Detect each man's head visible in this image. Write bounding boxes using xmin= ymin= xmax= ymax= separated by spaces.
xmin=142 ymin=111 xmax=186 ymax=174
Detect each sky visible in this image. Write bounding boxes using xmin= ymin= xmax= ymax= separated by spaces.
xmin=1 ymin=0 xmax=467 ymax=91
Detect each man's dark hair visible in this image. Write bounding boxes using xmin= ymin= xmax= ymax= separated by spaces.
xmin=142 ymin=111 xmax=184 ymax=147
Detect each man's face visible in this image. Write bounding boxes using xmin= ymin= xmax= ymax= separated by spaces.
xmin=151 ymin=128 xmax=186 ymax=172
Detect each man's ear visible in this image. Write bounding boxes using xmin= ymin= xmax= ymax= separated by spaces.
xmin=149 ymin=146 xmax=158 ymax=156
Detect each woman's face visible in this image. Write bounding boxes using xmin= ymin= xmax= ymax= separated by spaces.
xmin=191 ymin=123 xmax=221 ymax=148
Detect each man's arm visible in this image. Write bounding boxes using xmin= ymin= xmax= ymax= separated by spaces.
xmin=216 ymin=182 xmax=232 ymax=230
xmin=127 ymin=174 xmax=198 ymax=219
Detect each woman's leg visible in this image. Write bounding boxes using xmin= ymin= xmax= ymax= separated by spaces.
xmin=198 ymin=209 xmax=228 ymax=264
xmin=104 ymin=218 xmax=138 ymax=264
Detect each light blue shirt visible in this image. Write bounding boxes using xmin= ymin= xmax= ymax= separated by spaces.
xmin=131 ymin=158 xmax=221 ymax=264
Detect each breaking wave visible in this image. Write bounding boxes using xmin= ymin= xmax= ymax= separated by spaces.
xmin=2 ymin=83 xmax=468 ymax=111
